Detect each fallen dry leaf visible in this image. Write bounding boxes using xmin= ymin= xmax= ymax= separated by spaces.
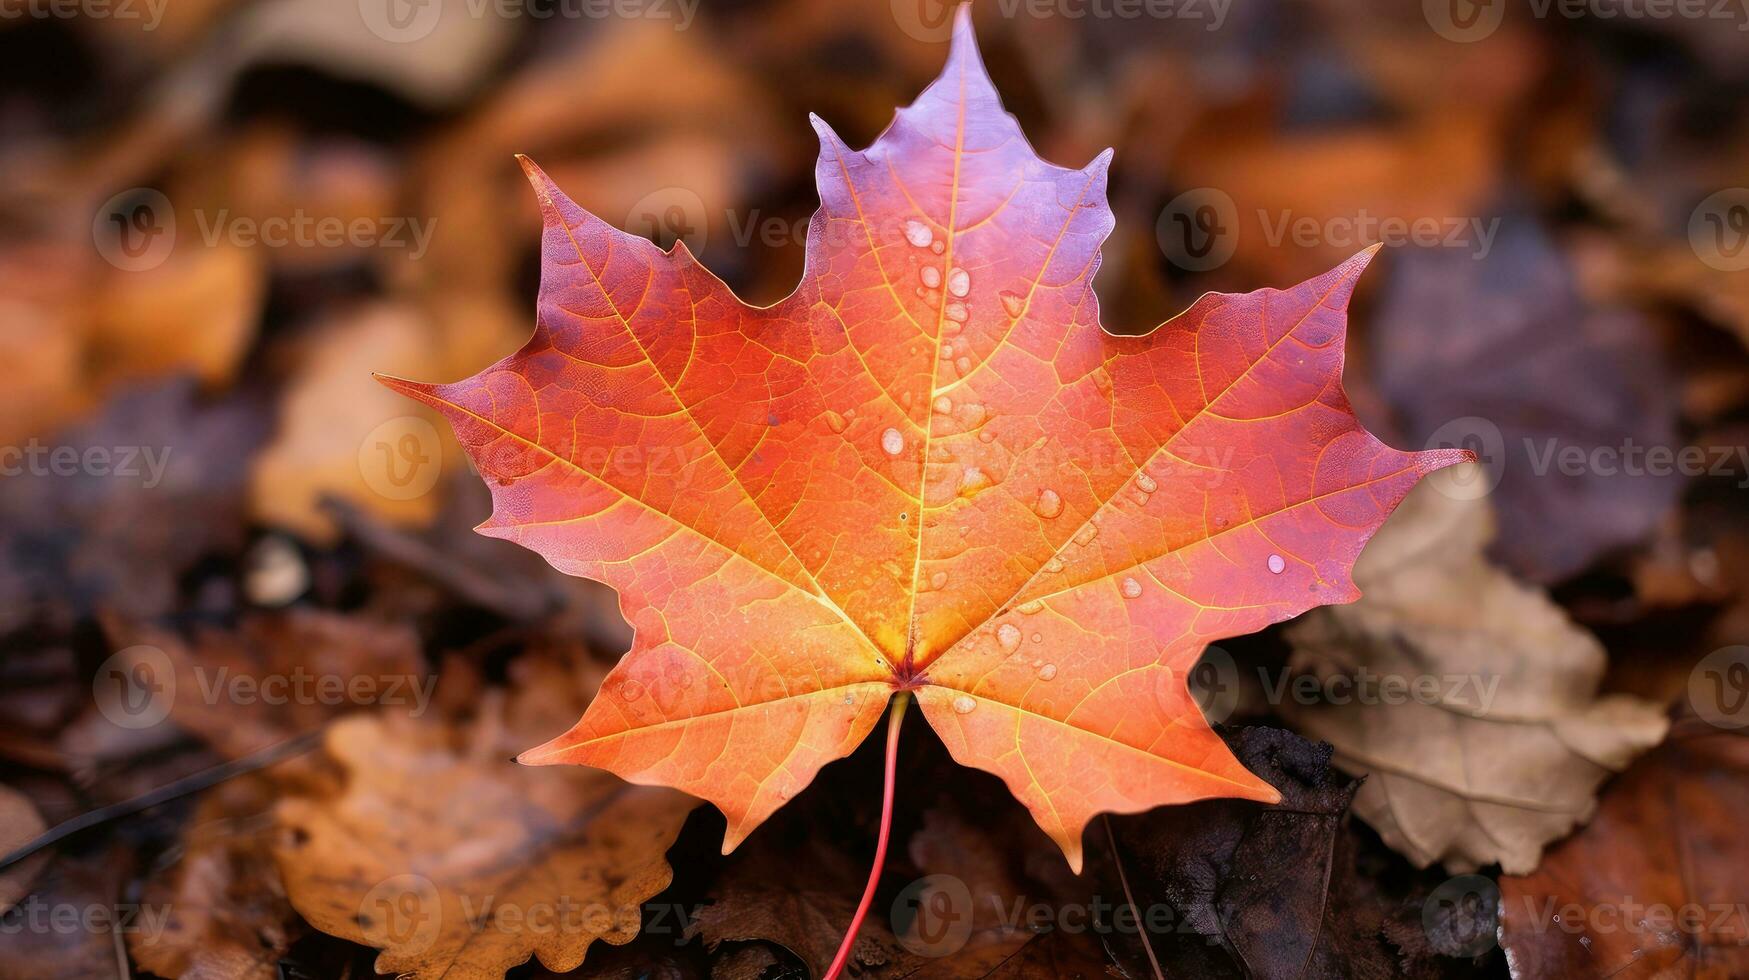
xmin=274 ymin=709 xmax=694 ymax=980
xmin=0 ymin=845 xmax=137 ymax=980
xmin=1101 ymin=726 xmax=1474 ymax=980
xmin=127 ymin=775 xmax=303 ymax=980
xmin=385 ymin=6 xmax=1462 ymax=873
xmin=0 ymin=378 xmax=267 ymax=633
xmin=1499 ymin=717 xmax=1749 ymax=979
xmin=1373 ymin=218 xmax=1684 ymax=583
xmin=250 ymin=303 xmax=457 ymax=542
xmin=102 ymin=607 xmax=426 ymax=761
xmin=0 ymin=785 xmax=48 ymax=915
xmin=1282 ymin=469 xmax=1670 ymax=873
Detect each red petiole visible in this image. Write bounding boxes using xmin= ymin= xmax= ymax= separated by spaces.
xmin=822 ymin=691 xmax=911 ymax=980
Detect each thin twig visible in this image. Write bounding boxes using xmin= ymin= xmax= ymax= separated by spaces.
xmin=1104 ymin=814 xmax=1165 ymax=980
xmin=0 ymin=731 xmax=320 ymax=872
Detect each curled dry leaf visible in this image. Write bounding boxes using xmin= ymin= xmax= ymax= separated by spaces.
xmin=0 ymin=784 xmax=49 ymax=914
xmin=1282 ymin=470 xmax=1670 ymax=873
xmin=383 ymin=5 xmax=1463 ymax=873
xmin=274 ymin=711 xmax=694 ymax=980
xmin=1499 ymin=718 xmax=1749 ymax=978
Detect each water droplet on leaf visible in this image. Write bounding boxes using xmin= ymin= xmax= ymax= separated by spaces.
xmin=1033 ymin=488 xmax=1063 ymax=519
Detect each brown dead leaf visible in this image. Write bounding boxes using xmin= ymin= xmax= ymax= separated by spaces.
xmin=86 ymin=237 xmax=262 ymax=393
xmin=102 ymin=607 xmax=426 ymax=762
xmin=0 ymin=379 xmax=267 ymax=633
xmin=1282 ymin=469 xmax=1669 ymax=873
xmin=1500 ymin=718 xmax=1749 ymax=979
xmin=1373 ymin=219 xmax=1684 ymax=584
xmin=127 ymin=774 xmax=303 ymax=980
xmin=0 ymin=846 xmax=134 ymax=980
xmin=274 ymin=708 xmax=693 ymax=980
xmin=0 ymin=785 xmax=48 ymax=915
xmin=249 ymin=303 xmax=457 ymax=542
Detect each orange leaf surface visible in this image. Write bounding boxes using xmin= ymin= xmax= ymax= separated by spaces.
xmin=380 ymin=8 xmax=1466 ymax=872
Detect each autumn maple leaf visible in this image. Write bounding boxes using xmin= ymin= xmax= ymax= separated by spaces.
xmin=380 ymin=5 xmax=1466 ymax=970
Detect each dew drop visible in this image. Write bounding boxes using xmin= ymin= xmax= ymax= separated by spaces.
xmin=1135 ymin=472 xmax=1158 ymax=493
xmin=955 ymin=356 xmax=972 ymax=374
xmin=933 ymin=395 xmax=953 ymax=414
xmin=931 ymin=240 xmax=945 ymax=254
xmin=1033 ymin=488 xmax=1063 ymax=519
xmin=1030 ymin=632 xmax=1042 ymax=644
xmin=930 ymin=570 xmax=948 ymax=590
xmin=904 ymin=220 xmax=933 ymax=248
xmin=881 ymin=427 xmax=905 ymax=457
xmin=960 ymin=403 xmax=985 ymax=427
xmin=997 ymin=623 xmax=1022 ymax=653
xmin=942 ymin=343 xmax=955 ymax=359
xmin=978 ymin=428 xmax=997 ymax=443
xmin=947 ymin=267 xmax=970 ymax=297
xmin=1268 ymin=554 xmax=1286 ymax=574
xmin=1121 ymin=577 xmax=1143 ymax=599
xmin=959 ymin=466 xmax=992 ymax=496
xmin=1043 ymin=558 xmax=1064 ymax=573
xmin=920 ymin=266 xmax=942 ymax=288
xmin=1214 ymin=516 xmax=1229 ymax=527
xmin=1074 ymin=523 xmax=1099 ymax=546
xmin=952 ymin=694 xmax=977 ymax=714
xmin=1017 ymin=599 xmax=1044 ymax=614
xmin=1037 ymin=663 xmax=1057 ymax=680
xmin=823 ymin=410 xmax=847 ymax=433
xmin=1000 ymin=290 xmax=1025 ymax=318
xmin=944 ymin=303 xmax=969 ymax=323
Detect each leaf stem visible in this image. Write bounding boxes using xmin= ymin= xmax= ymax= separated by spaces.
xmin=824 ymin=691 xmax=910 ymax=980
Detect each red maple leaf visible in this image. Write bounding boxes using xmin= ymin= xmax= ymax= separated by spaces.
xmin=381 ymin=7 xmax=1467 ymax=971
